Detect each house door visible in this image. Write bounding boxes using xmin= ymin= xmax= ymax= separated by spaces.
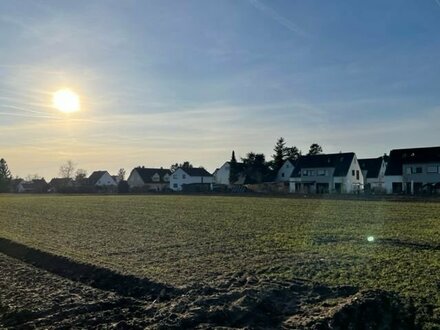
xmin=334 ymin=183 xmax=342 ymax=193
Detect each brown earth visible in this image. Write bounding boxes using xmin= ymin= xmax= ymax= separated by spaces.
xmin=0 ymin=238 xmax=419 ymax=329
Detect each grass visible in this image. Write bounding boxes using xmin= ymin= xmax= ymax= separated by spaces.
xmin=0 ymin=194 xmax=439 ymax=308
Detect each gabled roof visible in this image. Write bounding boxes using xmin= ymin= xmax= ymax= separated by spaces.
xmin=134 ymin=167 xmax=171 ymax=183
xmin=385 ymin=146 xmax=440 ymax=176
xmin=21 ymin=179 xmax=48 ymax=191
xmin=291 ymin=153 xmax=355 ymax=178
xmin=224 ymin=161 xmax=246 ymax=171
xmin=49 ymin=178 xmax=73 ymax=187
xmin=359 ymin=157 xmax=386 ymax=179
xmin=88 ymin=171 xmax=109 ymax=185
xmin=180 ymin=167 xmax=212 ymax=177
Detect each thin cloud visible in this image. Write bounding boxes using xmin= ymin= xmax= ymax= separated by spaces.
xmin=247 ymin=0 xmax=306 ymax=37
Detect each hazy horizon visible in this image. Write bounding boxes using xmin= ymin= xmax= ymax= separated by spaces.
xmin=2 ymin=0 xmax=440 ymax=179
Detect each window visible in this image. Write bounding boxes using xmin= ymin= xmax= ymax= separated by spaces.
xmin=415 ymin=167 xmax=422 ymax=174
xmin=173 ymin=183 xmax=178 ymax=188
xmin=182 ymin=174 xmax=186 ymax=179
xmin=352 ymin=170 xmax=355 ymax=176
xmin=281 ymin=173 xmax=285 ymax=177
xmin=173 ymin=174 xmax=177 ymax=179
xmin=427 ymin=166 xmax=438 ymax=174
xmin=356 ymin=170 xmax=360 ymax=180
xmin=406 ymin=167 xmax=412 ymax=175
xmin=302 ymin=170 xmax=308 ymax=176
xmin=317 ymin=170 xmax=327 ymax=176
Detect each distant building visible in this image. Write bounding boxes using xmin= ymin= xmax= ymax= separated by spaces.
xmin=275 ymin=159 xmax=297 ymax=182
xmin=289 ymin=153 xmax=363 ymax=194
xmin=359 ymin=155 xmax=388 ymax=193
xmin=49 ymin=178 xmax=74 ymax=192
xmin=88 ymin=171 xmax=118 ymax=188
xmin=127 ymin=167 xmax=171 ymax=191
xmin=384 ymin=146 xmax=440 ymax=194
xmin=170 ymin=167 xmax=213 ymax=191
xmin=17 ymin=179 xmax=49 ymax=193
xmin=213 ymin=161 xmax=246 ymax=185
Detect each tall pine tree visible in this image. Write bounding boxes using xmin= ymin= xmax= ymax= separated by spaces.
xmin=0 ymin=158 xmax=12 ymax=192
xmin=272 ymin=137 xmax=286 ymax=171
xmin=229 ymin=151 xmax=239 ymax=184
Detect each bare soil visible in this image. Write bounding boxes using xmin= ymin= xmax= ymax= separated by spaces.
xmin=0 ymin=238 xmax=418 ymax=329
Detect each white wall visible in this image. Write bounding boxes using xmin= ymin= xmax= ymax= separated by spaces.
xmin=170 ymin=168 xmax=214 ymax=191
xmin=127 ymin=169 xmax=145 ymax=188
xmin=96 ymin=172 xmax=117 ymax=186
xmin=276 ymin=160 xmax=295 ymax=182
xmin=214 ymin=162 xmax=230 ymax=185
xmin=384 ymin=175 xmax=403 ymax=194
xmin=342 ymin=155 xmax=364 ymax=193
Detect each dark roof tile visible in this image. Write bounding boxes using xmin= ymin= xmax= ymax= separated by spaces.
xmin=385 ymin=146 xmax=440 ymax=176
xmin=134 ymin=167 xmax=171 ymax=183
xmin=291 ymin=153 xmax=355 ymax=178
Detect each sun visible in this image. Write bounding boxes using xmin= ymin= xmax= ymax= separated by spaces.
xmin=52 ymin=89 xmax=80 ymax=113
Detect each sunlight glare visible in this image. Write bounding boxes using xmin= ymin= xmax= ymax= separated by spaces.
xmin=52 ymin=89 xmax=80 ymax=113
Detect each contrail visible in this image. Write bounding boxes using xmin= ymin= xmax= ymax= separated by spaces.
xmin=246 ymin=0 xmax=306 ymax=37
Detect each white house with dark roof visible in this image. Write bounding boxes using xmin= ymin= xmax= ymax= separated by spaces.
xmin=358 ymin=156 xmax=388 ymax=193
xmin=88 ymin=171 xmax=118 ymax=187
xmin=289 ymin=153 xmax=363 ymax=194
xmin=213 ymin=161 xmax=246 ymax=185
xmin=276 ymin=159 xmax=296 ymax=182
xmin=127 ymin=167 xmax=171 ymax=191
xmin=170 ymin=167 xmax=213 ymax=191
xmin=384 ymin=146 xmax=440 ymax=194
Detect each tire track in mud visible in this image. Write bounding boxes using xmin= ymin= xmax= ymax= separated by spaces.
xmin=0 ymin=237 xmax=421 ymax=329
xmin=0 ymin=237 xmax=180 ymax=300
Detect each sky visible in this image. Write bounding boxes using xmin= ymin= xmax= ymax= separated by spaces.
xmin=1 ymin=0 xmax=440 ymax=179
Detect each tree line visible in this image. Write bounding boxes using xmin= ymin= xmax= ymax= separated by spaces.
xmin=229 ymin=138 xmax=323 ymax=184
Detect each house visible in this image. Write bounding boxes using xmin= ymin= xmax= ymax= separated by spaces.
xmin=358 ymin=155 xmax=388 ymax=193
xmin=213 ymin=161 xmax=246 ymax=185
xmin=170 ymin=167 xmax=213 ymax=191
xmin=289 ymin=153 xmax=363 ymax=194
xmin=127 ymin=167 xmax=171 ymax=191
xmin=276 ymin=159 xmax=297 ymax=182
xmin=88 ymin=171 xmax=118 ymax=188
xmin=17 ymin=179 xmax=49 ymax=193
xmin=384 ymin=146 xmax=440 ymax=194
xmin=49 ymin=178 xmax=74 ymax=192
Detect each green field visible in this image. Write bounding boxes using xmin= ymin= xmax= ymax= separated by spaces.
xmin=0 ymin=194 xmax=439 ymax=310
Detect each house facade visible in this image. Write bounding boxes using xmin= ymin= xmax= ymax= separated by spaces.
xmin=88 ymin=171 xmax=118 ymax=188
xmin=384 ymin=146 xmax=440 ymax=194
xmin=127 ymin=167 xmax=171 ymax=191
xmin=289 ymin=153 xmax=363 ymax=194
xmin=213 ymin=161 xmax=245 ymax=185
xmin=16 ymin=179 xmax=49 ymax=193
xmin=170 ymin=167 xmax=213 ymax=191
xmin=276 ymin=159 xmax=296 ymax=182
xmin=358 ymin=156 xmax=388 ymax=193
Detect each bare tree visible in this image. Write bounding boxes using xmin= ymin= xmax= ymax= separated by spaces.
xmin=75 ymin=169 xmax=88 ymax=184
xmin=25 ymin=174 xmax=42 ymax=181
xmin=117 ymin=168 xmax=126 ymax=181
xmin=59 ymin=160 xmax=76 ymax=179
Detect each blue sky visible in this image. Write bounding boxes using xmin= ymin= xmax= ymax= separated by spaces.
xmin=1 ymin=0 xmax=440 ymax=178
